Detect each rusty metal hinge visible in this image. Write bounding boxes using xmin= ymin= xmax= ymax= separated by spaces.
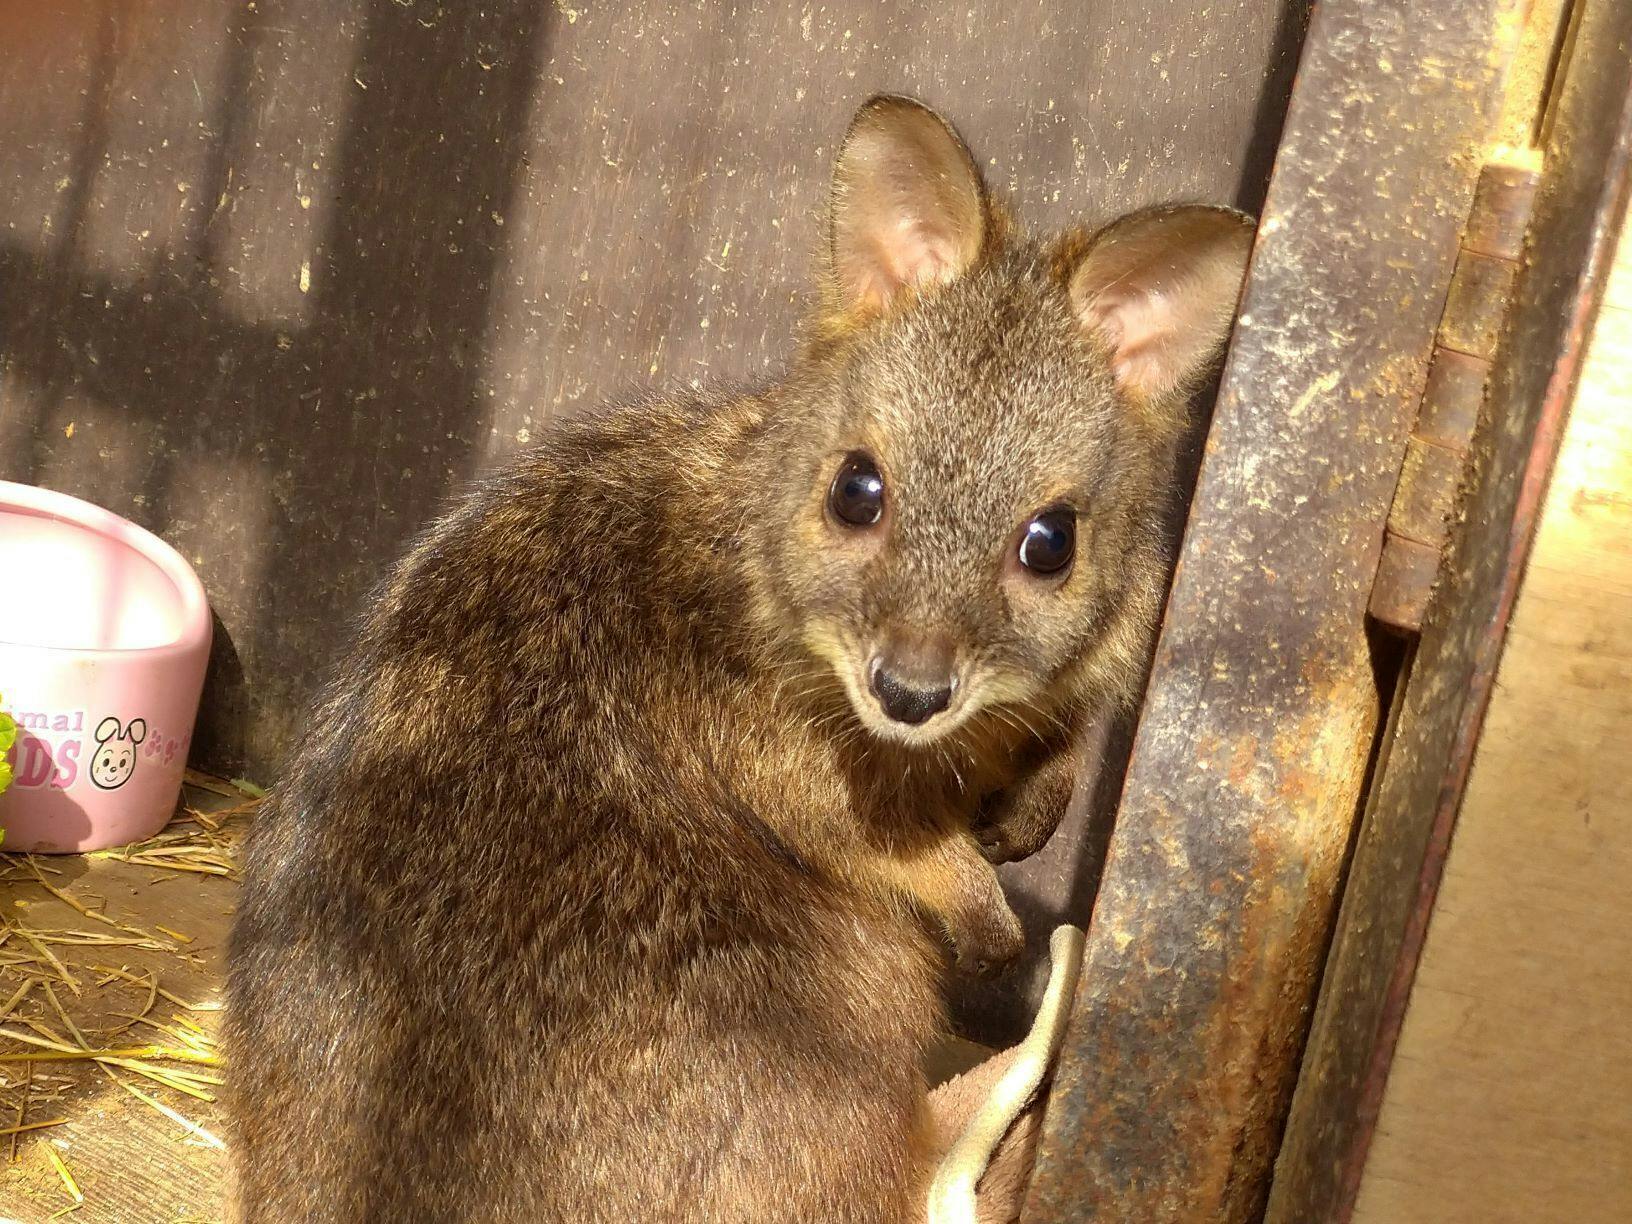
xmin=1369 ymin=161 xmax=1542 ymax=632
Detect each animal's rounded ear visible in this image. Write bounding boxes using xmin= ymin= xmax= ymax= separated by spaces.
xmin=824 ymin=95 xmax=987 ymax=321
xmin=95 ymin=716 xmax=121 ymax=744
xmin=1067 ymin=206 xmax=1256 ymax=403
xmin=126 ymin=718 xmax=147 ymax=745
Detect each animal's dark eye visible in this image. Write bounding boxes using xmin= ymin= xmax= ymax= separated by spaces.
xmin=1018 ymin=507 xmax=1076 ymax=576
xmin=828 ymin=452 xmax=885 ymax=527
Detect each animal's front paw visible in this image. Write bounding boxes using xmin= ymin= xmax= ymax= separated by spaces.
xmin=972 ymin=754 xmax=1078 ymax=866
xmin=972 ymin=819 xmax=1026 ymax=866
xmin=971 ymin=795 xmax=1058 ymax=866
xmin=953 ymin=903 xmax=1025 ymax=978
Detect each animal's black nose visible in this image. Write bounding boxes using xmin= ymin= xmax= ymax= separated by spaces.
xmin=869 ymin=665 xmax=953 ymax=725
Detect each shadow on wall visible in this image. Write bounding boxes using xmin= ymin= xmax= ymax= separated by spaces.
xmin=0 ymin=0 xmax=554 ymax=775
xmin=1236 ymin=0 xmax=1310 ymax=218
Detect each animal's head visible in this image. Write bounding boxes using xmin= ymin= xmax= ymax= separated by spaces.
xmin=90 ymin=716 xmax=146 ymax=789
xmin=752 ymin=96 xmax=1254 ymax=747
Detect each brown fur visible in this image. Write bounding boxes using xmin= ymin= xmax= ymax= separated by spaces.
xmin=224 ymin=96 xmax=1253 ymax=1222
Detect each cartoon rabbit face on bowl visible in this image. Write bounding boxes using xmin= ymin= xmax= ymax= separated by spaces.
xmin=90 ymin=716 xmax=147 ymax=790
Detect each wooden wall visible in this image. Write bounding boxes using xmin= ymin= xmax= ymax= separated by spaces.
xmin=0 ymin=0 xmax=1306 ymax=1039
xmin=1352 ymin=201 xmax=1632 ymax=1222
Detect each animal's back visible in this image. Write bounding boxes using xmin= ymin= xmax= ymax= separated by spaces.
xmin=225 ymin=395 xmax=946 ymax=1222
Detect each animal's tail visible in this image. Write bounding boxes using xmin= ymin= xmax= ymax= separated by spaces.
xmin=926 ymin=924 xmax=1086 ymax=1224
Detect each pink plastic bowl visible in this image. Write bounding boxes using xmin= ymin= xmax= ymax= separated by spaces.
xmin=0 ymin=481 xmax=211 ymax=852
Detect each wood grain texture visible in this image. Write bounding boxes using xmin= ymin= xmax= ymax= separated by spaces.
xmin=1264 ymin=1 xmax=1632 ymax=1208
xmin=1351 ymin=202 xmax=1632 ymax=1224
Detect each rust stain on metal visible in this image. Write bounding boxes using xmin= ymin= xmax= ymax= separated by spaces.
xmin=1463 ymin=162 xmax=1543 ymax=259
xmin=1371 ymin=162 xmax=1540 ymax=632
xmin=1369 ymin=536 xmax=1442 ymax=633
xmin=1439 ymin=249 xmax=1525 ymax=358
xmin=1389 ymin=438 xmax=1464 ymax=545
xmin=1415 ymin=347 xmax=1490 ymax=450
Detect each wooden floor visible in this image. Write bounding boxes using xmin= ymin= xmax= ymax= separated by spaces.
xmin=0 ymin=779 xmax=249 ymax=1224
xmin=1352 ymin=210 xmax=1632 ymax=1217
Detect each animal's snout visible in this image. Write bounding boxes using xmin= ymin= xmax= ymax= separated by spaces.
xmin=869 ymin=667 xmax=953 ymax=725
xmin=868 ymin=634 xmax=957 ymax=726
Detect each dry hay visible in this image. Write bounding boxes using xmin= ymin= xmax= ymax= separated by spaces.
xmin=0 ymin=777 xmax=259 ymax=1219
